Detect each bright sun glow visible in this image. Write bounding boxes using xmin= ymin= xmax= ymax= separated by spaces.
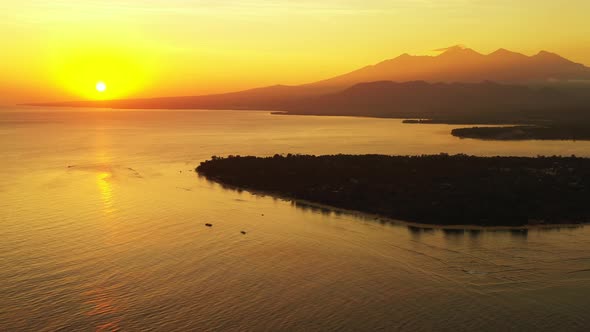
xmin=96 ymin=81 xmax=107 ymax=92
xmin=48 ymin=38 xmax=156 ymax=101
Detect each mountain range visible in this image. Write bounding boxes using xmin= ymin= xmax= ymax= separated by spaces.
xmin=308 ymin=45 xmax=590 ymax=88
xmin=31 ymin=46 xmax=590 ymax=120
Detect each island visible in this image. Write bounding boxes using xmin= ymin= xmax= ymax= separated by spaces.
xmin=196 ymin=154 xmax=590 ymax=227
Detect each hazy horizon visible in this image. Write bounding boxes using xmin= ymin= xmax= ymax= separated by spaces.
xmin=2 ymin=0 xmax=590 ymax=105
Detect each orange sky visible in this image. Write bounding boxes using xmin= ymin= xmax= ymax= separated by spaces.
xmin=1 ymin=0 xmax=589 ymax=105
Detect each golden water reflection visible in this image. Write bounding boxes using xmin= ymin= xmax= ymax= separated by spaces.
xmin=97 ymin=171 xmax=115 ymax=215
xmin=83 ymin=286 xmax=121 ymax=332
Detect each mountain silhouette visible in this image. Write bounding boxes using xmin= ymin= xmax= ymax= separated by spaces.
xmin=307 ymin=46 xmax=590 ymax=88
xmin=30 ymin=46 xmax=590 ymax=113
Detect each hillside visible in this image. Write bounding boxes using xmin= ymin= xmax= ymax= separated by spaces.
xmin=284 ymin=81 xmax=590 ymax=123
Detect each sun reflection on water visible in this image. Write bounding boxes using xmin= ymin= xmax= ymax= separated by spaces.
xmin=97 ymin=171 xmax=115 ymax=215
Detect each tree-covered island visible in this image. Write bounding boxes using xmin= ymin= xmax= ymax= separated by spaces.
xmin=196 ymin=154 xmax=590 ymax=227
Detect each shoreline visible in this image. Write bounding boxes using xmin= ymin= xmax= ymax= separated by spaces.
xmin=201 ymin=175 xmax=585 ymax=231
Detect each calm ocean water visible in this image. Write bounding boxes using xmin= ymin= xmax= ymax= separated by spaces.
xmin=1 ymin=108 xmax=590 ymax=331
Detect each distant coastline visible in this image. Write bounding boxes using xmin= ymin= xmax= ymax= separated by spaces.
xmin=196 ymin=154 xmax=590 ymax=227
xmin=25 ymin=46 xmax=590 ymax=142
xmin=28 ymin=80 xmax=590 ymax=141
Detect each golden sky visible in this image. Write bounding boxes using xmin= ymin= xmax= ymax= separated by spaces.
xmin=1 ymin=0 xmax=589 ymax=104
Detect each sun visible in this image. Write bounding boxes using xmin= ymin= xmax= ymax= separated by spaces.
xmin=96 ymin=81 xmax=107 ymax=92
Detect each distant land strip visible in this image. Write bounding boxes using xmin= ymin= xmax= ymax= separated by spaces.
xmin=28 ymin=80 xmax=590 ymax=141
xmin=451 ymin=126 xmax=590 ymax=141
